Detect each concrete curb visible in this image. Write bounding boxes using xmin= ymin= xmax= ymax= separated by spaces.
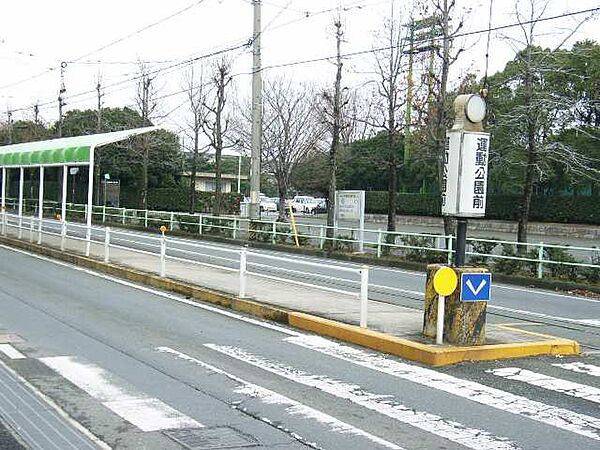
xmin=0 ymin=235 xmax=580 ymax=367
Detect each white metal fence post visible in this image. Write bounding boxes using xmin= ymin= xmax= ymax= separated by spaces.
xmin=272 ymin=222 xmax=277 ymax=244
xmin=160 ymin=235 xmax=166 ymax=277
xmin=232 ymin=218 xmax=237 ymax=240
xmin=169 ymin=212 xmax=175 ymax=231
xmin=144 ymin=210 xmax=148 ymax=228
xmin=61 ymin=221 xmax=66 ymax=251
xmin=376 ymin=229 xmax=382 ymax=258
xmin=29 ymin=217 xmax=34 ymax=242
xmin=104 ymin=227 xmax=111 ymax=263
xmin=1 ymin=211 xmax=5 ymax=236
xmin=537 ymin=243 xmax=544 ymax=279
xmin=102 ymin=205 xmax=106 ymax=223
xmin=121 ymin=208 xmax=126 ymax=225
xmin=198 ymin=214 xmax=203 ymax=235
xmin=447 ymin=236 xmax=453 ymax=265
xmin=239 ymin=247 xmax=247 ymax=298
xmin=360 ymin=265 xmax=369 ymax=328
xmin=319 ymin=226 xmax=325 ymax=250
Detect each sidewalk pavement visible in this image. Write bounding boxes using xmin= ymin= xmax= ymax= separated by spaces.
xmin=0 ymin=224 xmax=580 ymax=366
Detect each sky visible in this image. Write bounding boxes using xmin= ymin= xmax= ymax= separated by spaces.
xmin=0 ymin=0 xmax=598 ymax=140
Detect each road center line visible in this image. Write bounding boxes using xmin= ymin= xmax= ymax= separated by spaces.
xmin=283 ymin=335 xmax=600 ymax=441
xmin=156 ymin=346 xmax=403 ymax=450
xmin=204 ymin=344 xmax=520 ymax=450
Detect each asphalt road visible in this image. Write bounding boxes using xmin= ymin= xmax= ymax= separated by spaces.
xmin=1 ymin=245 xmax=600 ymax=449
xmin=14 ymin=215 xmax=600 ymax=351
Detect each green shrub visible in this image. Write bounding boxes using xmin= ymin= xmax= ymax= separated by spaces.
xmin=178 ymin=214 xmax=200 ymax=234
xmin=120 ymin=188 xmax=241 ymax=215
xmin=583 ymin=250 xmax=600 ymax=284
xmin=364 ymin=192 xmax=600 ymax=224
xmin=468 ymin=239 xmax=498 ymax=266
xmin=202 ymin=217 xmax=234 ymax=238
xmin=544 ymin=247 xmax=579 ymax=281
xmin=494 ymin=244 xmax=537 ymax=276
xmin=399 ymin=235 xmax=444 ymax=263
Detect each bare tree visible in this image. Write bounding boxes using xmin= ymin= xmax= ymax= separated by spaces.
xmin=135 ymin=65 xmax=158 ymax=209
xmin=183 ymin=66 xmax=208 ymax=213
xmin=370 ymin=2 xmax=409 ymax=241
xmin=202 ymin=58 xmax=234 ymax=216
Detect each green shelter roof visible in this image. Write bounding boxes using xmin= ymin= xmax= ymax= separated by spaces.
xmin=0 ymin=126 xmax=158 ymax=167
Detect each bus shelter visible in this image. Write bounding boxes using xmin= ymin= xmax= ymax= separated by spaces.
xmin=0 ymin=126 xmax=158 ymax=254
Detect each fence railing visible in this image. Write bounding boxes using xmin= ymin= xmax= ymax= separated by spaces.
xmin=4 ymin=198 xmax=599 ymax=283
xmin=0 ymin=211 xmax=372 ymax=328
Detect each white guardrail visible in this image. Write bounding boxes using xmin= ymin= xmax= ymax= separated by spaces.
xmin=0 ymin=210 xmax=372 ymax=328
xmin=4 ymin=198 xmax=600 ymax=282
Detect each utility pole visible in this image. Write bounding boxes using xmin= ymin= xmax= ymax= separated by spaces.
xmin=57 ymin=61 xmax=67 ymax=137
xmin=6 ymin=109 xmax=13 ymax=144
xmin=33 ymin=103 xmax=40 ymax=125
xmin=326 ymin=20 xmax=343 ymax=240
xmin=404 ymin=19 xmax=415 ymax=163
xmin=249 ymin=0 xmax=262 ymax=221
xmin=95 ymin=77 xmax=104 ymax=204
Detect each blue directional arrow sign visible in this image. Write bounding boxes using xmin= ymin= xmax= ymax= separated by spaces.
xmin=460 ymin=273 xmax=492 ymax=302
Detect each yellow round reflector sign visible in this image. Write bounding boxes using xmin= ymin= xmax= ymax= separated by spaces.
xmin=433 ymin=267 xmax=458 ymax=296
xmin=159 ymin=225 xmax=167 ymax=233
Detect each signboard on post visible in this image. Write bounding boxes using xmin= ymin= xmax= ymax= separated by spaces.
xmin=460 ymin=273 xmax=492 ymax=302
xmin=442 ymin=131 xmax=490 ymax=218
xmin=334 ymin=190 xmax=365 ymax=252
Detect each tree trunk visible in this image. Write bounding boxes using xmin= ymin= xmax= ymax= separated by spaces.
xmin=189 ymin=129 xmax=199 ymax=214
xmin=386 ymin=129 xmax=397 ymax=247
xmin=277 ymin=176 xmax=287 ymax=221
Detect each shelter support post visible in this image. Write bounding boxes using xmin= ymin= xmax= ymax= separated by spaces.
xmin=85 ymin=147 xmax=95 ymax=257
xmin=61 ymin=165 xmax=67 ymax=223
xmin=1 ymin=167 xmax=6 ymax=212
xmin=38 ymin=166 xmax=44 ymax=244
xmin=18 ymin=167 xmax=24 ymax=239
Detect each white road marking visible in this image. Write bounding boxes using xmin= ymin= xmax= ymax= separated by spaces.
xmin=156 ymin=346 xmax=403 ymax=450
xmin=488 ymin=367 xmax=600 ymax=404
xmin=553 ymin=362 xmax=600 ymax=378
xmin=284 ymin=335 xmax=600 ymax=441
xmin=204 ymin=344 xmax=520 ymax=450
xmin=0 ymin=343 xmax=26 ymax=359
xmin=40 ymin=356 xmax=201 ymax=432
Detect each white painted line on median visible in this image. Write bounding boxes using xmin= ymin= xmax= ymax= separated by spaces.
xmin=554 ymin=362 xmax=600 ymax=378
xmin=156 ymin=346 xmax=403 ymax=450
xmin=487 ymin=304 xmax=600 ymax=328
xmin=40 ymin=356 xmax=201 ymax=432
xmin=284 ymin=335 xmax=600 ymax=441
xmin=0 ymin=343 xmax=26 ymax=359
xmin=488 ymin=367 xmax=600 ymax=404
xmin=204 ymin=344 xmax=520 ymax=450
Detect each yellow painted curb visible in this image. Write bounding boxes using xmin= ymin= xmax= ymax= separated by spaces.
xmin=0 ymin=235 xmax=581 ymax=367
xmin=288 ymin=312 xmax=580 ymax=366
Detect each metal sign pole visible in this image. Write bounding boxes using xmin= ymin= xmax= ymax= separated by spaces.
xmin=455 ymin=218 xmax=467 ymax=267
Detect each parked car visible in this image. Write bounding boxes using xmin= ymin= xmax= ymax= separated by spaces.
xmin=260 ymin=196 xmax=277 ymax=213
xmin=290 ymin=195 xmax=320 ymax=214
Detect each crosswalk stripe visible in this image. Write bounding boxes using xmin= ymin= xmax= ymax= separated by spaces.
xmin=283 ymin=335 xmax=600 ymax=441
xmin=40 ymin=356 xmax=201 ymax=432
xmin=205 ymin=344 xmax=520 ymax=450
xmin=0 ymin=343 xmax=26 ymax=359
xmin=488 ymin=367 xmax=600 ymax=404
xmin=156 ymin=346 xmax=404 ymax=450
xmin=553 ymin=362 xmax=600 ymax=378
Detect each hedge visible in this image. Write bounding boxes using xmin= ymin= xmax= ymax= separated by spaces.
xmin=121 ymin=188 xmax=241 ymax=215
xmin=365 ymin=192 xmax=600 ymax=225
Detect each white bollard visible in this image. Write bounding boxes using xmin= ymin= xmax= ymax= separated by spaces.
xmin=360 ymin=266 xmax=369 ymax=328
xmin=37 ymin=217 xmax=43 ymax=245
xmin=436 ymin=295 xmax=446 ymax=345
xmin=104 ymin=227 xmax=111 ymax=263
xmin=1 ymin=211 xmax=5 ymax=236
xmin=160 ymin=236 xmax=166 ymax=277
xmin=239 ymin=247 xmax=247 ymax=298
xmin=61 ymin=221 xmax=66 ymax=251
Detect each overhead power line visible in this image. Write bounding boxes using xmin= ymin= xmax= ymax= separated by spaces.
xmin=0 ymin=0 xmax=209 ymax=92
